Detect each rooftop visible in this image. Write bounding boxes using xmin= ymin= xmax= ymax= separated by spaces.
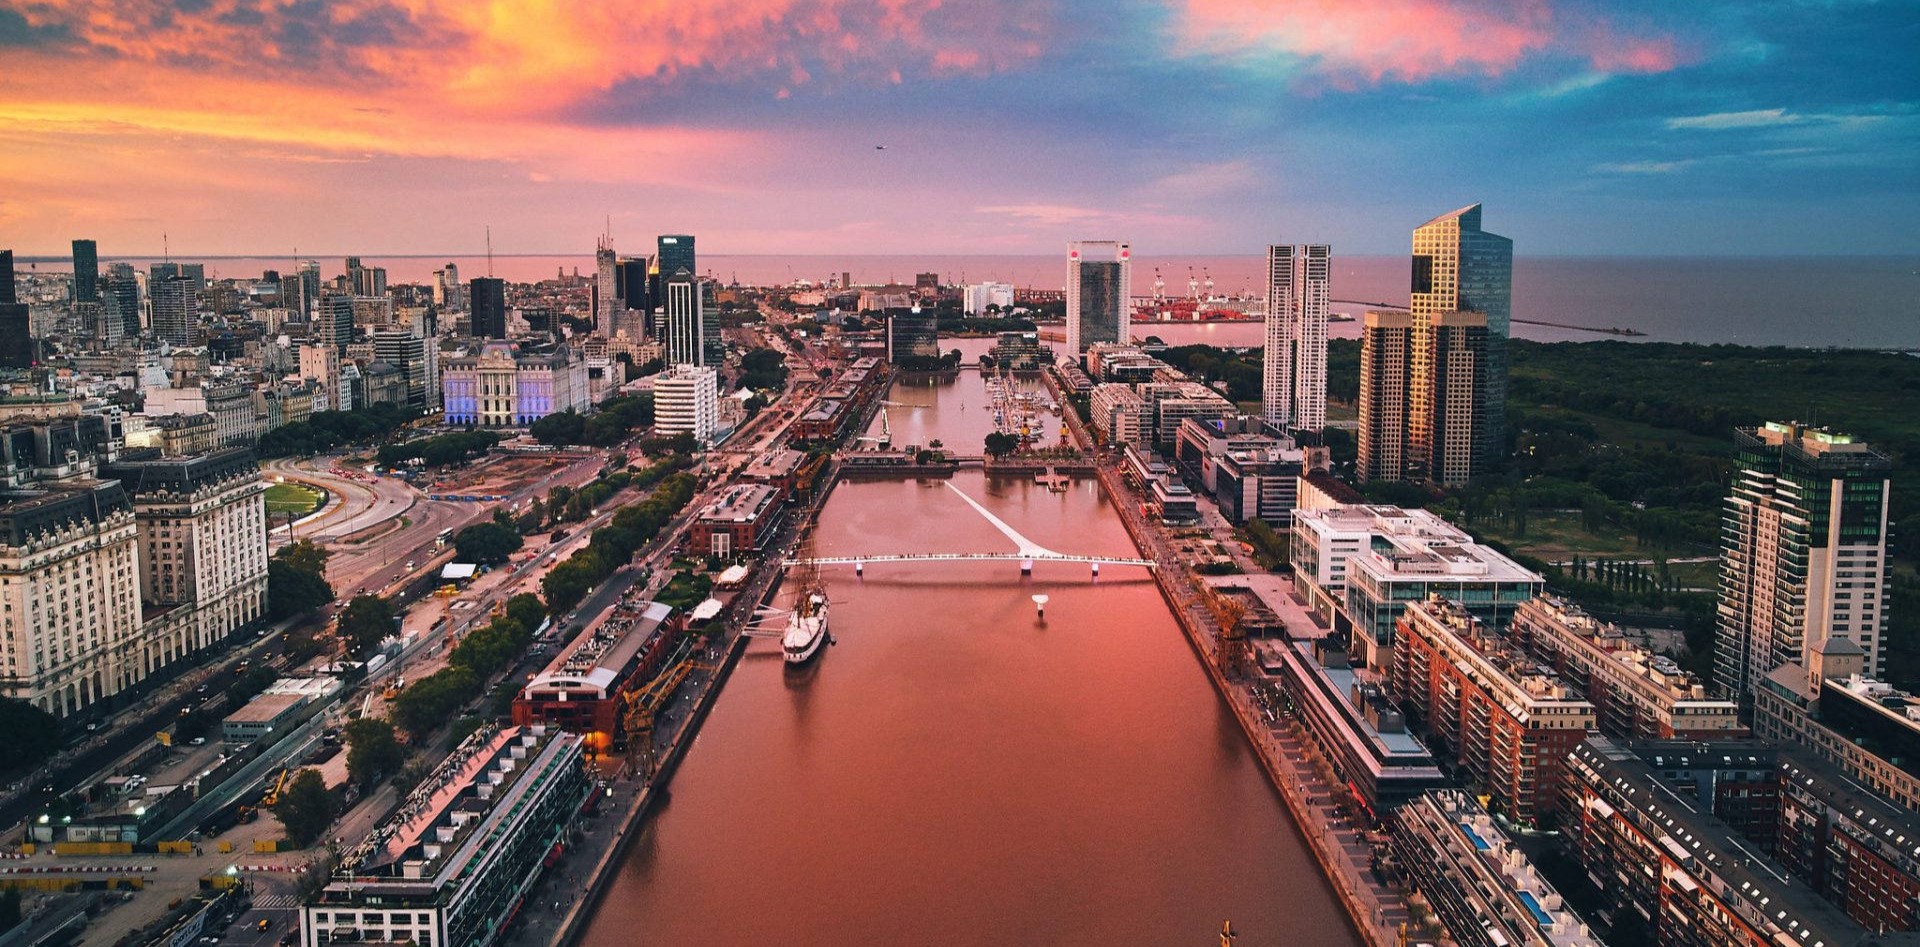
xmin=697 ymin=483 xmax=781 ymax=525
xmin=1406 ymin=789 xmax=1604 ymax=947
xmin=526 ymin=599 xmax=674 ymax=699
xmin=1405 ymin=598 xmax=1591 ymax=714
xmin=1518 ymin=596 xmax=1729 ymax=707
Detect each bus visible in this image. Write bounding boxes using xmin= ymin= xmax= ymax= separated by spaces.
xmin=436 ymin=528 xmax=454 ymax=548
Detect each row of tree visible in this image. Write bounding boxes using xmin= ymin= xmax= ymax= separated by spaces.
xmin=255 ymin=403 xmax=417 ymax=459
xmin=540 ymin=471 xmax=700 ymax=615
xmin=375 ymin=430 xmax=503 ymax=469
xmin=267 ymin=540 xmax=334 ymax=621
xmin=389 ymin=595 xmax=545 ymax=738
xmin=529 ymin=393 xmax=655 ymax=447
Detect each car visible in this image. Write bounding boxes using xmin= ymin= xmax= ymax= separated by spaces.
xmin=257 ymin=919 xmax=271 ymax=932
xmin=189 ymin=737 xmax=207 ymax=746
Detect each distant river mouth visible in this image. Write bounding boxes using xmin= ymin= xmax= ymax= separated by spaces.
xmin=575 ymin=370 xmax=1359 ymax=946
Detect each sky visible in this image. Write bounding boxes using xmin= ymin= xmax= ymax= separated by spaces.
xmin=0 ymin=0 xmax=1915 ymax=257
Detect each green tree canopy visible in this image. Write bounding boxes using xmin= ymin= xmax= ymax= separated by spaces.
xmin=337 ymin=595 xmax=396 ymax=658
xmin=453 ymin=522 xmax=524 ymax=565
xmin=391 ymin=667 xmax=478 ymax=738
xmin=343 ymin=718 xmax=406 ymax=790
xmin=0 ymin=699 xmax=63 ymax=774
xmin=271 ymin=769 xmax=337 ymax=846
xmin=984 ymin=432 xmax=1019 ymax=458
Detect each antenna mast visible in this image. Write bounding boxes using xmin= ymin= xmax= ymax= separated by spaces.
xmin=486 ymin=226 xmax=493 ymax=277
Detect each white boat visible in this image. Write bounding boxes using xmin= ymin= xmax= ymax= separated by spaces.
xmin=783 ymin=587 xmax=829 ymax=664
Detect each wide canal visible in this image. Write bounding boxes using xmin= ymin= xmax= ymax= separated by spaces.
xmin=577 ymin=365 xmax=1358 ymax=946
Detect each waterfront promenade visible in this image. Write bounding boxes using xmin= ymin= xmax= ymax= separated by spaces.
xmin=1046 ymin=369 xmax=1419 ymax=947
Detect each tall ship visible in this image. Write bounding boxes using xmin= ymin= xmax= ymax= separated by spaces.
xmin=783 ymin=584 xmax=829 ymax=664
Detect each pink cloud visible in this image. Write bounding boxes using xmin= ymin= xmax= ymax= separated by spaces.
xmin=1173 ymin=0 xmax=1682 ymax=84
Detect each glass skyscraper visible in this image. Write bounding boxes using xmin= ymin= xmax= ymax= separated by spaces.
xmin=1066 ymin=241 xmax=1129 ymax=355
xmin=71 ymin=239 xmax=98 ymax=303
xmin=1411 ymin=203 xmax=1510 ymax=481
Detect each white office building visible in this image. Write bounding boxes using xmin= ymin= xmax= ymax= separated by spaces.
xmin=963 ymin=282 xmax=1014 ymax=315
xmin=654 ymin=365 xmax=718 ymax=445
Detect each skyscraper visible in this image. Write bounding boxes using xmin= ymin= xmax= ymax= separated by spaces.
xmin=469 ymin=277 xmax=507 ymax=339
xmin=592 ymin=238 xmax=617 ymax=335
xmin=150 ymin=275 xmax=196 ymax=345
xmin=1356 ymin=311 xmax=1412 ymax=483
xmin=105 ymin=263 xmax=140 ymax=340
xmin=71 ymin=239 xmax=98 ymax=303
xmin=656 ymin=235 xmax=695 ymax=286
xmin=1411 ymin=203 xmax=1511 ymax=473
xmin=315 ymin=293 xmax=354 ymax=348
xmin=1715 ymin=422 xmax=1892 ymax=705
xmin=0 ymin=249 xmax=16 ymax=305
xmin=1263 ymin=244 xmax=1330 ymax=434
xmin=1066 ymin=241 xmax=1129 ymax=356
xmin=663 ymin=269 xmax=708 ymax=367
xmin=433 ymin=262 xmax=463 ymax=312
xmin=297 ymin=260 xmax=321 ymax=316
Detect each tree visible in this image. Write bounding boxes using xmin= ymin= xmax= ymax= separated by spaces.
xmin=984 ymin=431 xmax=1019 ymax=458
xmin=454 ymin=522 xmax=523 ymax=565
xmin=337 ymin=595 xmax=396 ymax=658
xmin=272 ymin=769 xmax=337 ymax=846
xmin=0 ymin=699 xmax=63 ymax=773
xmin=529 ymin=410 xmax=587 ymax=447
xmin=505 ymin=593 xmax=546 ymax=632
xmin=344 ymin=718 xmax=406 ymax=790
xmin=278 ymin=540 xmax=330 ymax=577
xmin=391 ymin=667 xmax=478 ymax=738
xmin=268 ymin=560 xmax=333 ymax=620
xmin=228 ymin=666 xmax=279 ymax=707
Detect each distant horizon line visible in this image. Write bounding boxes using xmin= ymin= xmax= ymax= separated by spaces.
xmin=9 ymin=251 xmax=1914 ymax=262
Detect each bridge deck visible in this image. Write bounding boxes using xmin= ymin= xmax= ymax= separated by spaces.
xmin=788 ymin=553 xmax=1155 ymax=568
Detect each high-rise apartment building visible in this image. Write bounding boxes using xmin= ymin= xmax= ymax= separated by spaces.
xmin=150 ymin=275 xmax=196 ymax=345
xmin=654 ymin=365 xmax=719 ymax=445
xmin=296 ymin=260 xmax=321 ymax=316
xmin=1716 ymin=422 xmax=1892 ymax=704
xmin=314 ymin=292 xmax=354 ymax=348
xmin=1411 ymin=203 xmax=1511 ymax=473
xmin=105 ymin=265 xmax=141 ymax=341
xmin=469 ymin=277 xmax=507 ymax=339
xmin=1263 ymin=244 xmax=1330 ymax=434
xmin=963 ymin=282 xmax=1014 ymax=315
xmin=372 ymin=330 xmax=436 ymax=410
xmin=663 ymin=270 xmax=716 ymax=367
xmin=433 ymin=262 xmax=462 ymax=311
xmin=592 ymin=238 xmax=617 ymax=334
xmin=1066 ymin=241 xmax=1129 ymax=356
xmin=1356 ymin=306 xmax=1485 ymax=487
xmin=1356 ymin=311 xmax=1411 ymax=483
xmin=71 ymin=239 xmax=98 ymax=303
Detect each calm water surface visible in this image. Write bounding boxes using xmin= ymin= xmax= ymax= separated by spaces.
xmin=576 ymin=378 xmax=1356 ymax=946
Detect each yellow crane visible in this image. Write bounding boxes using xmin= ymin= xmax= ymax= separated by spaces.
xmin=619 ymin=640 xmax=710 ymax=777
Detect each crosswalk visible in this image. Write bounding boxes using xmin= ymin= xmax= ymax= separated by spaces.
xmin=255 ymin=894 xmax=302 ymax=910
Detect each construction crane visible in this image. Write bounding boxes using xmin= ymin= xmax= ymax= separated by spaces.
xmin=260 ymin=768 xmax=292 ymax=807
xmin=619 ymin=639 xmax=710 ymax=777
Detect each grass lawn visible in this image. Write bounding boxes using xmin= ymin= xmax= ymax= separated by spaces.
xmin=264 ymin=482 xmax=324 ymax=516
xmin=1468 ymin=510 xmax=1704 ymax=564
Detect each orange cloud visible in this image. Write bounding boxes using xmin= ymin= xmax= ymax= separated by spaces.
xmin=1172 ymin=0 xmax=1681 ymax=84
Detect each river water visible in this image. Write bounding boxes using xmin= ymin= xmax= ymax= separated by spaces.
xmin=576 ymin=369 xmax=1358 ymax=946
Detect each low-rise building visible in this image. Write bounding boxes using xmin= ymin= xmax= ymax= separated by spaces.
xmin=514 ymin=600 xmax=677 ymax=749
xmin=441 ymin=341 xmax=589 ymax=427
xmin=1290 ymin=504 xmax=1542 ymax=667
xmin=302 ymin=725 xmax=590 ymax=947
xmin=741 ymin=448 xmax=806 ymax=493
xmin=687 ymin=483 xmax=785 ymax=558
xmin=1174 ymin=416 xmax=1305 ymax=526
xmin=1253 ymin=636 xmax=1445 ymax=815
xmin=1511 ymin=596 xmax=1742 ymax=741
xmin=792 ymin=397 xmax=850 ymax=442
xmin=1088 ymin=383 xmax=1144 ymax=445
xmin=1392 ymin=597 xmax=1593 ymax=824
xmin=1757 ymin=646 xmax=1920 ymax=812
xmin=1564 ymin=737 xmax=1920 ymax=947
xmin=1392 ymin=790 xmax=1603 ymax=947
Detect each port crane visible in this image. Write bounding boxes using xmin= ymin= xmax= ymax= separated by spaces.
xmin=619 ymin=637 xmax=709 ymax=777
